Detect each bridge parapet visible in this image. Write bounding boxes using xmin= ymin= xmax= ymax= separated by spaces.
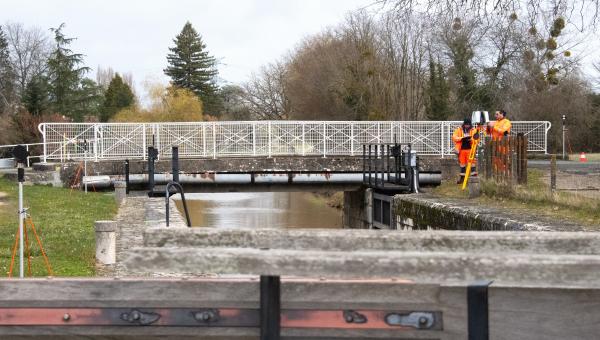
xmin=38 ymin=120 xmax=551 ymax=162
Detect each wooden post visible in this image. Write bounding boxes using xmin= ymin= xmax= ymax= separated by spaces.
xmin=513 ymin=134 xmax=523 ymax=184
xmin=490 ymin=140 xmax=498 ymax=181
xmin=511 ymin=137 xmax=518 ymax=186
xmin=500 ymin=139 xmax=505 ymax=184
xmin=550 ymin=154 xmax=557 ymax=193
xmin=506 ymin=138 xmax=510 ymax=185
xmin=521 ymin=136 xmax=528 ymax=185
xmin=506 ymin=138 xmax=511 ymax=185
xmin=484 ymin=138 xmax=491 ymax=180
xmin=517 ymin=134 xmax=528 ymax=185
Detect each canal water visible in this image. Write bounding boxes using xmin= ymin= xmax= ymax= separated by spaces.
xmin=175 ymin=192 xmax=342 ymax=229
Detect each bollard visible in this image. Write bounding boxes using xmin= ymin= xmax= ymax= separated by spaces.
xmin=468 ymin=177 xmax=481 ymax=198
xmin=114 ymin=181 xmax=127 ymax=205
xmin=95 ymin=221 xmax=116 ymax=265
xmin=52 ymin=166 xmax=62 ymax=187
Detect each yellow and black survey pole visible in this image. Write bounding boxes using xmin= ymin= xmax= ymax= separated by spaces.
xmin=461 ymin=111 xmax=488 ymax=190
xmin=461 ymin=126 xmax=481 ymax=190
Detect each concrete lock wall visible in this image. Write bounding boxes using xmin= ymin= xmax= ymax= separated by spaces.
xmin=391 ymin=195 xmax=588 ymax=232
xmin=342 ymin=188 xmax=372 ymax=229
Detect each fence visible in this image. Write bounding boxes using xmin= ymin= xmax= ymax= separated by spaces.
xmin=36 ymin=121 xmax=551 ymax=162
xmin=480 ymin=134 xmax=528 ymax=185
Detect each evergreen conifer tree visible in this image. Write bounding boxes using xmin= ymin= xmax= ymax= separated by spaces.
xmin=47 ymin=23 xmax=90 ymax=121
xmin=75 ymin=78 xmax=104 ymax=120
xmin=164 ymin=22 xmax=218 ymax=113
xmin=100 ymin=73 xmax=135 ymax=122
xmin=0 ymin=25 xmax=16 ymax=114
xmin=22 ymin=75 xmax=50 ymax=116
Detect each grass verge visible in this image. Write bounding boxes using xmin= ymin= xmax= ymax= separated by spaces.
xmin=432 ymin=170 xmax=600 ymax=226
xmin=0 ymin=176 xmax=117 ymax=277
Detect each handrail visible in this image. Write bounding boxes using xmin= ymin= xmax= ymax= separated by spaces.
xmin=0 ymin=121 xmax=552 ymax=162
xmin=165 ymin=181 xmax=192 ymax=227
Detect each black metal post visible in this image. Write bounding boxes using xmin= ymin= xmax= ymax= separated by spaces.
xmin=386 ymin=144 xmax=391 ymax=182
xmin=379 ymin=145 xmax=384 ymax=188
xmin=148 ymin=146 xmax=158 ymax=197
xmin=368 ymin=145 xmax=372 ymax=186
xmin=374 ymin=145 xmax=379 ymax=188
xmin=468 ymin=281 xmax=491 ymax=340
xmin=147 ymin=147 xmax=156 ymax=193
xmin=395 ymin=143 xmax=400 ymax=184
xmin=260 ymin=275 xmax=281 ymax=340
xmin=172 ymin=146 xmax=179 ymax=184
xmin=124 ymin=160 xmax=130 ymax=194
xmin=362 ymin=144 xmax=366 ymax=184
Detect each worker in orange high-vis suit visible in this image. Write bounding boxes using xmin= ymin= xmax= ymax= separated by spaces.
xmin=452 ymin=118 xmax=478 ymax=184
xmin=487 ymin=110 xmax=512 ymax=140
xmin=487 ymin=110 xmax=512 ymax=172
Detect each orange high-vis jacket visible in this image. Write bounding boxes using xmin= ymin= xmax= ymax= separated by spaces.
xmin=489 ymin=118 xmax=511 ymax=140
xmin=452 ymin=126 xmax=477 ymax=152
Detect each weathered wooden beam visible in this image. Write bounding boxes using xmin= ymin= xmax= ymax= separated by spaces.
xmin=1 ymin=278 xmax=599 ymax=339
xmin=143 ymin=228 xmax=600 ymax=255
xmin=123 ymin=246 xmax=600 ymax=287
xmin=0 ymin=278 xmax=465 ymax=339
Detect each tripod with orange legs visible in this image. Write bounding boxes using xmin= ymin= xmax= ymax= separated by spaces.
xmin=8 ymin=210 xmax=53 ymax=277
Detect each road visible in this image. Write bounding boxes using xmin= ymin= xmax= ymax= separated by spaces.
xmin=528 ymin=160 xmax=600 ymax=174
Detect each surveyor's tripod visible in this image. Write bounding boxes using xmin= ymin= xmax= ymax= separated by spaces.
xmin=8 ymin=210 xmax=53 ymax=277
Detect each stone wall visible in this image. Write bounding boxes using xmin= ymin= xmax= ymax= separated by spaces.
xmin=393 ymin=194 xmax=588 ymax=231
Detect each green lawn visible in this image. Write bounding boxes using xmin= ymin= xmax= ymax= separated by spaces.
xmin=0 ymin=176 xmax=117 ymax=277
xmin=432 ymin=170 xmax=600 ymax=226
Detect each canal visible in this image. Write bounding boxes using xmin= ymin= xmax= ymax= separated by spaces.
xmin=175 ymin=192 xmax=342 ymax=228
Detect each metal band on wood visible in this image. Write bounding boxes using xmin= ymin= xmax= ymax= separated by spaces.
xmin=0 ymin=307 xmax=442 ymax=330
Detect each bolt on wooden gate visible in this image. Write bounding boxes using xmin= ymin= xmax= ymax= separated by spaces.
xmin=481 ymin=134 xmax=528 ymax=185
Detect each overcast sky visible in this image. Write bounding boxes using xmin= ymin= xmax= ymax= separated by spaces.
xmin=3 ymin=0 xmax=598 ymax=95
xmin=2 ymin=0 xmax=374 ymax=94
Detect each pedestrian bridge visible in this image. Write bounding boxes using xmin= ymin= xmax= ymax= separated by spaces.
xmin=37 ymin=120 xmax=551 ymax=162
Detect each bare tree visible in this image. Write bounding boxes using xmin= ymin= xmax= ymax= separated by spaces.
xmin=4 ymin=22 xmax=50 ymax=95
xmin=242 ymin=61 xmax=290 ymax=120
xmin=375 ymin=11 xmax=428 ymax=119
xmin=96 ymin=66 xmax=115 ymax=89
xmin=594 ymin=61 xmax=600 ymax=89
xmin=377 ymin=0 xmax=600 ymax=29
xmin=96 ymin=65 xmax=135 ymax=92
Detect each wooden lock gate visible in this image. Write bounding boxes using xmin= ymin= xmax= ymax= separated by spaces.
xmin=3 ymin=229 xmax=600 ymax=339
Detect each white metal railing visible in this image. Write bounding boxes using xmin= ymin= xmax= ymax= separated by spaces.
xmin=34 ymin=121 xmax=551 ymax=162
xmin=0 ymin=142 xmax=60 ymax=167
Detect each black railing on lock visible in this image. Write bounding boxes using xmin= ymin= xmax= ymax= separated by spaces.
xmin=147 ymin=145 xmax=181 ymax=198
xmin=165 ymin=181 xmax=192 ymax=227
xmin=362 ymin=142 xmax=419 ymax=193
xmin=124 ymin=159 xmax=130 ymax=194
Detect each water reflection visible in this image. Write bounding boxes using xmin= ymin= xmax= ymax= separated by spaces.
xmin=175 ymin=192 xmax=342 ymax=229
